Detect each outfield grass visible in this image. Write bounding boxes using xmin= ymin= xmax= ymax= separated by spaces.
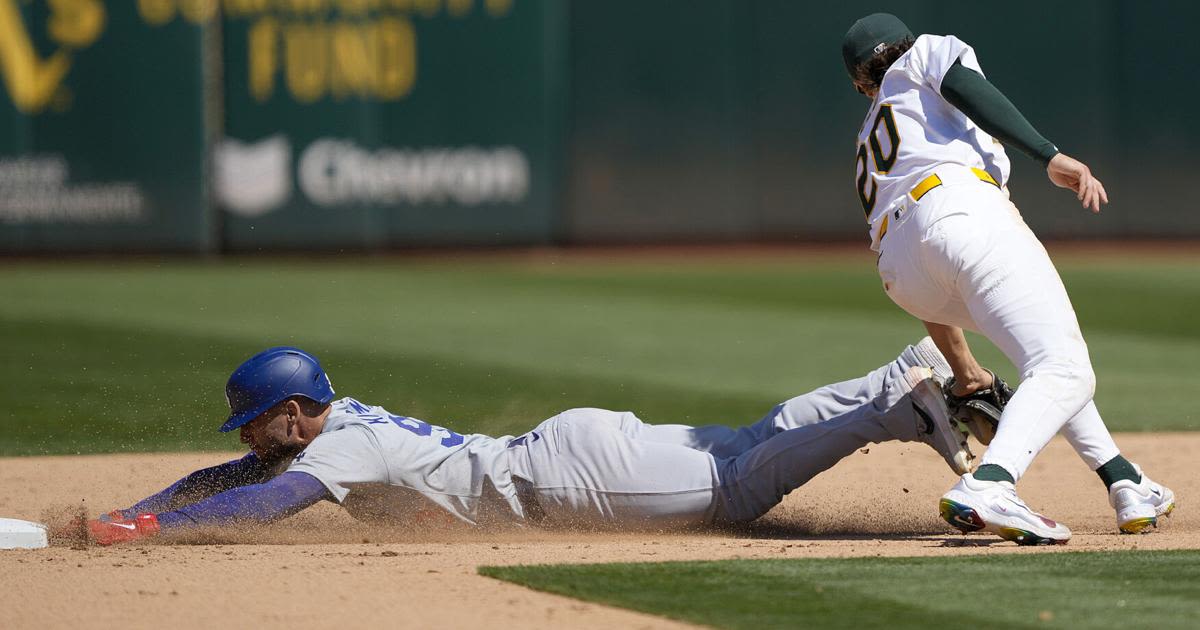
xmin=1 ymin=253 xmax=1195 ymax=455
xmin=481 ymin=550 xmax=1200 ymax=630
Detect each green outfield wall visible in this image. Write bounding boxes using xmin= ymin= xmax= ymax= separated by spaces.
xmin=1 ymin=1 xmax=1197 ymax=252
xmin=0 ymin=0 xmax=210 ymax=252
xmin=207 ymin=0 xmax=567 ymax=250
xmin=564 ymin=0 xmax=1200 ymax=242
xmin=1 ymin=0 xmax=567 ymax=252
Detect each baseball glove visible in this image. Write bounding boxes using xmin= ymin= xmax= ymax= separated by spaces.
xmin=944 ymin=369 xmax=1013 ymax=445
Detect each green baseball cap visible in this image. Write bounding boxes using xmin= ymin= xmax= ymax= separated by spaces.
xmin=842 ymin=13 xmax=913 ymax=76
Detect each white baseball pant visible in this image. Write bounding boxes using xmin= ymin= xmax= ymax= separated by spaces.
xmin=875 ymin=165 xmax=1120 ymax=481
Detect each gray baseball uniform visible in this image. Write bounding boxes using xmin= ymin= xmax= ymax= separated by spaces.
xmin=288 ymin=341 xmax=937 ymax=528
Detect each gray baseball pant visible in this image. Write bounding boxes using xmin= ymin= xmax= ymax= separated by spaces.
xmin=506 ymin=343 xmax=931 ymax=528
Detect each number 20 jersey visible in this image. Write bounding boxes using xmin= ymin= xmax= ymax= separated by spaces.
xmin=853 ymin=34 xmax=1011 ymax=230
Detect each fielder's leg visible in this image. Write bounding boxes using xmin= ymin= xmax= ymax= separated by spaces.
xmin=1060 ymin=401 xmax=1120 ymax=470
xmin=1060 ymin=400 xmax=1176 ymax=533
xmin=958 ymin=218 xmax=1175 ymax=535
xmin=877 ymin=185 xmax=1084 ymax=544
xmin=952 ymin=206 xmax=1099 ymax=482
xmin=887 ymin=188 xmax=1098 ymax=483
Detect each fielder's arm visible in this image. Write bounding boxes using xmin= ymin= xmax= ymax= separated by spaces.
xmin=940 ymin=60 xmax=1108 ymax=212
xmin=921 ymin=321 xmax=993 ymax=396
xmin=940 ymin=60 xmax=1059 ymax=165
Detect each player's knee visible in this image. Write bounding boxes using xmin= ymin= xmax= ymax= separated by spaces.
xmin=1031 ymin=360 xmax=1095 ymax=403
xmin=1074 ymin=364 xmax=1097 ymax=400
xmin=1059 ymin=361 xmax=1096 ymax=400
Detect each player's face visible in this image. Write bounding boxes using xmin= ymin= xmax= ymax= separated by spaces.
xmin=239 ymin=404 xmax=303 ymax=462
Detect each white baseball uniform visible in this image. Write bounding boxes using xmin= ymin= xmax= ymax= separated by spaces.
xmin=856 ymin=34 xmax=1120 ymax=480
xmin=287 ymin=342 xmax=942 ymax=528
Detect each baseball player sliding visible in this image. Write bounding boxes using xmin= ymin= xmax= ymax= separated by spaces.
xmin=86 ymin=342 xmax=977 ymax=544
xmin=842 ymin=13 xmax=1175 ymax=544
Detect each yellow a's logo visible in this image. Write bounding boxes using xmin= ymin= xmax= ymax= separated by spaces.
xmin=0 ymin=0 xmax=105 ymax=114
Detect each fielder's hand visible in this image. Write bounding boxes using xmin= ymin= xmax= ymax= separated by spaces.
xmin=1047 ymin=153 xmax=1108 ymax=213
xmin=87 ymin=513 xmax=160 ymax=546
xmin=944 ymin=369 xmax=1013 ymax=445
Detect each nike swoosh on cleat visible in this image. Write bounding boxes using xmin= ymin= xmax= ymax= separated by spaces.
xmin=111 ymin=523 xmax=136 ymax=530
xmin=953 ymin=515 xmax=976 ymax=527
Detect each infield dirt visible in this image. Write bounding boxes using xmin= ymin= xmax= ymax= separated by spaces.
xmin=1 ymin=433 xmax=1194 ymax=629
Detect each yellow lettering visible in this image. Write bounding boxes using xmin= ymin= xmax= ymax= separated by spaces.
xmin=285 ymin=22 xmax=326 ymax=102
xmin=138 ymin=0 xmax=176 ymax=25
xmin=375 ymin=17 xmax=414 ymax=99
xmin=242 ymin=14 xmax=425 ymax=104
xmin=484 ymin=0 xmax=512 ymax=17
xmin=329 ymin=22 xmax=374 ymax=99
xmin=447 ymin=0 xmax=471 ymax=17
xmin=0 ymin=0 xmax=72 ymax=113
xmin=47 ymin=0 xmax=106 ymax=48
xmin=179 ymin=0 xmax=219 ymax=24
xmin=249 ymin=17 xmax=279 ymax=102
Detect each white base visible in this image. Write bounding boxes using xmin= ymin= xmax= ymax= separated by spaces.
xmin=0 ymin=517 xmax=49 ymax=549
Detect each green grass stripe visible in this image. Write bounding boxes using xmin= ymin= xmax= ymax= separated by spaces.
xmin=1 ymin=255 xmax=1195 ymax=455
xmin=0 ymin=261 xmax=920 ymax=400
xmin=481 ymin=550 xmax=1200 ymax=630
xmin=0 ymin=315 xmax=769 ymax=456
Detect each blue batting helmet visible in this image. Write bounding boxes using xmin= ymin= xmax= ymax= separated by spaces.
xmin=220 ymin=346 xmax=335 ymax=433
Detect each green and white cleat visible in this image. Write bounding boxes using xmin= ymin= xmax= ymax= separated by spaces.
xmin=940 ymin=473 xmax=1071 ymax=546
xmin=1109 ymin=465 xmax=1176 ymax=534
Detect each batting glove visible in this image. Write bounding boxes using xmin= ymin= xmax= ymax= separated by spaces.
xmin=87 ymin=513 xmax=160 ymax=546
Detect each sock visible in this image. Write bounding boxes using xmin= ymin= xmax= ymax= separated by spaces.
xmin=1096 ymin=455 xmax=1141 ymax=489
xmin=974 ymin=464 xmax=1015 ymax=484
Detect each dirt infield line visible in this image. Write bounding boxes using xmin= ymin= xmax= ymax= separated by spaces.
xmin=1 ymin=434 xmax=1192 ymax=629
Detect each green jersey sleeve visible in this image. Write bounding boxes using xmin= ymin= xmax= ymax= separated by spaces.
xmin=940 ymin=60 xmax=1060 ymax=166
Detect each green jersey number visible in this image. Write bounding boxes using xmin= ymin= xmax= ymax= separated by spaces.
xmin=855 ymin=104 xmax=900 ymax=216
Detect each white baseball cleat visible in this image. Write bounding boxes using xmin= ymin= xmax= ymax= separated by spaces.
xmin=901 ymin=366 xmax=974 ymax=475
xmin=940 ymin=473 xmax=1071 ymax=546
xmin=1109 ymin=465 xmax=1176 ymax=534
